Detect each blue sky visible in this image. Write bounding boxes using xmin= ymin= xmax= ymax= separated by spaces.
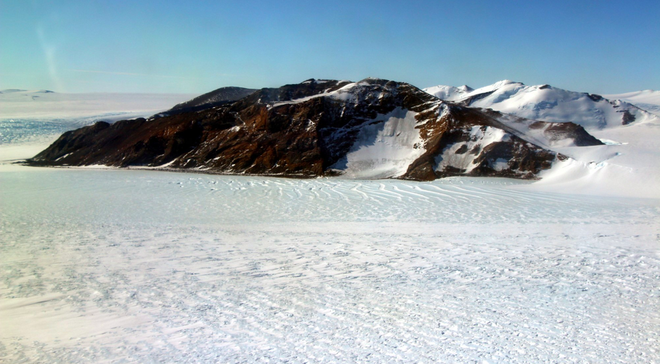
xmin=1 ymin=0 xmax=658 ymax=94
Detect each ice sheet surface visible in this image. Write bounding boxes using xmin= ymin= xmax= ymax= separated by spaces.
xmin=1 ymin=163 xmax=659 ymax=363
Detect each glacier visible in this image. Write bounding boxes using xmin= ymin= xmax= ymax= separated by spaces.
xmin=1 ymin=164 xmax=659 ymax=363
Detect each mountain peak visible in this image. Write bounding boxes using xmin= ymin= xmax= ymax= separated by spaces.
xmin=300 ymin=78 xmax=336 ymax=85
xmin=493 ymin=80 xmax=522 ymax=87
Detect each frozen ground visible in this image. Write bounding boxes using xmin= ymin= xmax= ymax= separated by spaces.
xmin=1 ymin=155 xmax=659 ymax=362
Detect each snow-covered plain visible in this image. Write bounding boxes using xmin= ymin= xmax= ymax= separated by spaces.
xmin=1 ymin=91 xmax=660 ymax=363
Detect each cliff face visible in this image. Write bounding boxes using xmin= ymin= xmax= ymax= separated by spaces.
xmin=28 ymin=78 xmax=602 ymax=180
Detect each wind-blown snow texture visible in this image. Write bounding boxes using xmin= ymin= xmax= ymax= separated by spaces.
xmin=1 ymin=167 xmax=659 ymax=363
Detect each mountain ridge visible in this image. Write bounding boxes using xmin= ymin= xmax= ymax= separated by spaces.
xmin=26 ymin=78 xmax=602 ymax=181
xmin=424 ymin=81 xmax=659 ymax=130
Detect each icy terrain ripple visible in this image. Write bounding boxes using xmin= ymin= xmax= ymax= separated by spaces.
xmin=1 ymin=169 xmax=659 ymax=362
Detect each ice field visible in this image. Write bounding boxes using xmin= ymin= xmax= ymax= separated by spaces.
xmin=1 ymin=151 xmax=659 ymax=362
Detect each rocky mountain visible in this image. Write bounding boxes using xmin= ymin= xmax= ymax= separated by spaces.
xmin=424 ymin=80 xmax=659 ymax=130
xmin=167 ymin=86 xmax=256 ymax=113
xmin=27 ymin=78 xmax=602 ymax=180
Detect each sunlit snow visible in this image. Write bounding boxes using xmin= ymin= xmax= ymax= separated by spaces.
xmin=424 ymin=81 xmax=659 ymax=130
xmin=425 ymin=81 xmax=660 ymax=199
xmin=435 ymin=126 xmax=510 ymax=173
xmin=331 ymin=108 xmax=425 ymax=178
xmin=605 ymin=89 xmax=660 ymax=117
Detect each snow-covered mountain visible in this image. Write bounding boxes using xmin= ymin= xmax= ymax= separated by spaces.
xmin=604 ymin=89 xmax=660 ymax=117
xmin=28 ymin=78 xmax=601 ymax=181
xmin=422 ymin=80 xmax=660 ymax=197
xmin=422 ymin=84 xmax=473 ymax=102
xmin=424 ymin=80 xmax=659 ymax=130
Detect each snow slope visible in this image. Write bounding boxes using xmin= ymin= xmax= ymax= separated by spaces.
xmin=330 ymin=108 xmax=427 ymax=178
xmin=424 ymin=81 xmax=660 ymax=199
xmin=530 ymin=120 xmax=660 ymax=198
xmin=422 ymin=84 xmax=472 ymax=102
xmin=424 ymin=81 xmax=659 ymax=130
xmin=605 ymin=89 xmax=660 ymax=117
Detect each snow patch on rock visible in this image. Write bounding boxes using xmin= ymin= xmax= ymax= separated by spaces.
xmin=331 ymin=108 xmax=425 ymax=178
xmin=435 ymin=126 xmax=510 ymax=173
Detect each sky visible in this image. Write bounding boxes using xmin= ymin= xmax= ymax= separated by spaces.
xmin=1 ymin=0 xmax=659 ymax=94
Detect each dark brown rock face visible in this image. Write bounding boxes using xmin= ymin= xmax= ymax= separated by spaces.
xmin=168 ymin=86 xmax=257 ymax=113
xmin=27 ymin=78 xmax=603 ymax=180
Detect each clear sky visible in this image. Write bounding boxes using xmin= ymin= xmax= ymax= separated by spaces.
xmin=1 ymin=0 xmax=658 ymax=94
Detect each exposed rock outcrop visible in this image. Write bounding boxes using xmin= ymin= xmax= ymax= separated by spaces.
xmin=27 ymin=78 xmax=603 ymax=180
xmin=165 ymin=86 xmax=257 ymax=115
